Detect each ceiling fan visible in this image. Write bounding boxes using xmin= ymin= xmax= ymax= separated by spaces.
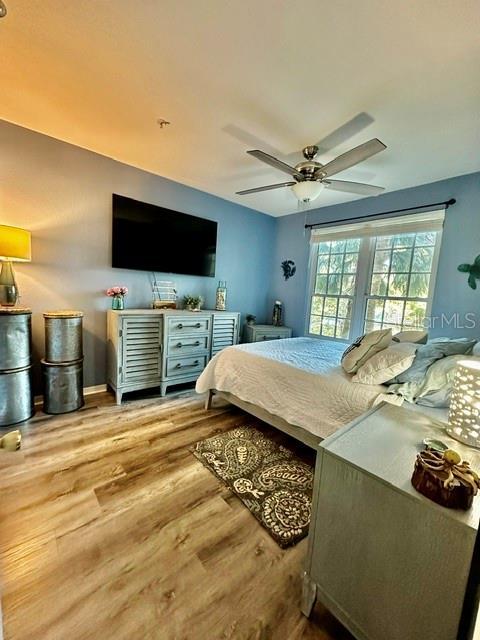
xmin=236 ymin=138 xmax=387 ymax=204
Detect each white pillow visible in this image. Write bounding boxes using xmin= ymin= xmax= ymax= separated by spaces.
xmin=352 ymin=342 xmax=418 ymax=385
xmin=341 ymin=328 xmax=392 ymax=374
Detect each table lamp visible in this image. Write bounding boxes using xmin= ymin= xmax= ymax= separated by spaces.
xmin=0 ymin=224 xmax=31 ymax=306
xmin=447 ymin=359 xmax=480 ymax=449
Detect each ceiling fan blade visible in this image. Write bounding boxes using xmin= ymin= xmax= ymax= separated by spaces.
xmin=319 ymin=138 xmax=386 ymax=178
xmin=236 ymin=181 xmax=296 ymax=195
xmin=247 ymin=150 xmax=303 ymax=179
xmin=286 ymin=112 xmax=375 ymax=162
xmin=323 ymin=179 xmax=385 ymax=196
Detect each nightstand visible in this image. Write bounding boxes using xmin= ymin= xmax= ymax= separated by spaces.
xmin=302 ymin=402 xmax=480 ymax=640
xmin=243 ymin=324 xmax=292 ymax=343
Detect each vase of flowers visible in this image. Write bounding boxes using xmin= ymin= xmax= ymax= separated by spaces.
xmin=107 ymin=286 xmax=128 ymax=310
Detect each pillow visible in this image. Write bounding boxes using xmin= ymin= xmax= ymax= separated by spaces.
xmin=416 ymin=354 xmax=480 ymax=407
xmin=341 ymin=329 xmax=392 ymax=374
xmin=387 ymin=337 xmax=477 ymax=385
xmin=352 ymin=342 xmax=418 ymax=385
xmin=387 ymin=354 xmax=480 ymax=408
xmin=392 ymin=330 xmax=428 ymax=344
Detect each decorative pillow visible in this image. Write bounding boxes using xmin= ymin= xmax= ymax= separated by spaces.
xmin=352 ymin=342 xmax=418 ymax=385
xmin=387 ymin=337 xmax=477 ymax=385
xmin=341 ymin=328 xmax=392 ymax=374
xmin=392 ymin=330 xmax=428 ymax=344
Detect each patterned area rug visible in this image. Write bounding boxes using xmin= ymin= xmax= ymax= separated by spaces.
xmin=192 ymin=426 xmax=314 ymax=548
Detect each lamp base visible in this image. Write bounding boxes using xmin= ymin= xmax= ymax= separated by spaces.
xmin=445 ymin=424 xmax=480 ymax=450
xmin=0 ymin=261 xmax=19 ymax=306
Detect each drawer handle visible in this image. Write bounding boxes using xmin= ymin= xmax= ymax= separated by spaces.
xmin=176 ymin=341 xmax=201 ymax=348
xmin=174 ymin=360 xmax=200 ymax=369
xmin=176 ymin=322 xmax=202 ymax=329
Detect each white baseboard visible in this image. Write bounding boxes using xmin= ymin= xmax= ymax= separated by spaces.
xmin=34 ymin=384 xmax=108 ymax=406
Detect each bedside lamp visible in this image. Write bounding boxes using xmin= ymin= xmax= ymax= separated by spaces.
xmin=446 ymin=359 xmax=480 ymax=449
xmin=0 ymin=224 xmax=31 ymax=306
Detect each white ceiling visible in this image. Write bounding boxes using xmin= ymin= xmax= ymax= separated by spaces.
xmin=1 ymin=0 xmax=479 ymax=217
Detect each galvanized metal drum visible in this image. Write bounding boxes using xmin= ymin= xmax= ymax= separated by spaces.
xmin=44 ymin=311 xmax=83 ymax=364
xmin=42 ymin=358 xmax=84 ymax=415
xmin=0 ymin=365 xmax=34 ymax=426
xmin=0 ymin=308 xmax=32 ymax=370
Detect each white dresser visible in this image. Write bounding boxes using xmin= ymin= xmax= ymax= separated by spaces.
xmin=107 ymin=309 xmax=240 ymax=403
xmin=302 ymin=402 xmax=480 ymax=640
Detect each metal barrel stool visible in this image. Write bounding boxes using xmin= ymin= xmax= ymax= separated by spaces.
xmin=0 ymin=308 xmax=34 ymax=426
xmin=42 ymin=311 xmax=84 ymax=415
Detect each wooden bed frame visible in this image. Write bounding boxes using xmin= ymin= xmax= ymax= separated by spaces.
xmin=204 ymin=389 xmax=321 ymax=450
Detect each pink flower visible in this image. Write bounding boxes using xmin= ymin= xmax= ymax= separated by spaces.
xmin=106 ymin=286 xmax=128 ymax=297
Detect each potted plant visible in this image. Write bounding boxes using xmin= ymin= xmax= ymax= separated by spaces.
xmin=183 ymin=294 xmax=203 ymax=312
xmin=246 ymin=314 xmax=256 ymax=326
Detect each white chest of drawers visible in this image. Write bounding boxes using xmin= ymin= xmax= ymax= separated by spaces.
xmin=107 ymin=309 xmax=239 ymax=403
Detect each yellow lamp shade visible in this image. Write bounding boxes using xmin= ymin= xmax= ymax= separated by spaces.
xmin=0 ymin=225 xmax=31 ymax=262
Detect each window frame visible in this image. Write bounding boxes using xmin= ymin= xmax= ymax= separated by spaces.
xmin=305 ymin=228 xmax=443 ymax=342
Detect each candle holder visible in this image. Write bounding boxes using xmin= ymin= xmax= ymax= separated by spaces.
xmin=446 ymin=359 xmax=480 ymax=449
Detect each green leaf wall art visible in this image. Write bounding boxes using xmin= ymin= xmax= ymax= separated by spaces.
xmin=458 ymin=255 xmax=480 ymax=290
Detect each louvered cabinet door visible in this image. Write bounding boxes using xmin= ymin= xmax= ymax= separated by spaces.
xmin=211 ymin=313 xmax=239 ymax=358
xmin=120 ymin=317 xmax=162 ymax=384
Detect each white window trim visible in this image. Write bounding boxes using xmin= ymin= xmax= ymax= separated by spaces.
xmin=305 ymin=211 xmax=444 ymax=341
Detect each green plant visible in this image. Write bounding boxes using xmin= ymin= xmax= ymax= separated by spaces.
xmin=183 ymin=294 xmax=203 ymax=309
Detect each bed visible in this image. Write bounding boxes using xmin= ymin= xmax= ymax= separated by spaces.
xmin=195 ymin=337 xmax=387 ymax=449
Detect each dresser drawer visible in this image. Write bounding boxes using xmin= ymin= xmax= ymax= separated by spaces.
xmin=166 ymin=355 xmax=207 ymax=378
xmin=167 ymin=335 xmax=209 ymax=356
xmin=256 ymin=332 xmax=290 ymax=341
xmin=167 ymin=317 xmax=210 ymax=335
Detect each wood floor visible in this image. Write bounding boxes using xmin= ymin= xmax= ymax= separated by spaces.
xmin=0 ymin=389 xmax=353 ymax=640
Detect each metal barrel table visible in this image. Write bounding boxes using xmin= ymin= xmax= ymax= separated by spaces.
xmin=0 ymin=307 xmax=34 ymax=426
xmin=42 ymin=311 xmax=84 ymax=414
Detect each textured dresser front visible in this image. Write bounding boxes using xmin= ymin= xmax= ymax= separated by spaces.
xmin=211 ymin=313 xmax=239 ymax=357
xmin=107 ymin=310 xmax=240 ymax=403
xmin=161 ymin=314 xmax=211 ymax=395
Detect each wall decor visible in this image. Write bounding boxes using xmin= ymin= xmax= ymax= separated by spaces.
xmin=281 ymin=259 xmax=296 ymax=281
xmin=458 ymin=256 xmax=480 ymax=289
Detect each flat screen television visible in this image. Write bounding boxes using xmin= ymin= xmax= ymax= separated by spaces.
xmin=112 ymin=194 xmax=217 ymax=277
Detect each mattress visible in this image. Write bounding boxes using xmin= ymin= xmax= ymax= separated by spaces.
xmin=196 ymin=337 xmax=386 ymax=440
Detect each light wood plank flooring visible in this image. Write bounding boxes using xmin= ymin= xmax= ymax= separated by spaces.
xmin=0 ymin=390 xmax=353 ymax=640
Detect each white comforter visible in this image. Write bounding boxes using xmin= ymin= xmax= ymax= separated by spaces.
xmin=196 ymin=337 xmax=386 ymax=440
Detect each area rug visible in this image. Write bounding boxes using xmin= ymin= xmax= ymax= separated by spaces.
xmin=192 ymin=426 xmax=314 ymax=548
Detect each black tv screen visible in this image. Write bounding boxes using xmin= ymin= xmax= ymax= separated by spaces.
xmin=112 ymin=194 xmax=217 ymax=277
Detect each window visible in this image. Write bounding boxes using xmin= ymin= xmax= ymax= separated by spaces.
xmin=307 ymin=212 xmax=443 ymax=341
xmin=309 ymin=239 xmax=360 ymax=339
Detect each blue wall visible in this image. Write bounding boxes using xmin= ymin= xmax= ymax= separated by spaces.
xmin=2 ymin=120 xmax=276 ymax=385
xmin=270 ymin=171 xmax=480 ymax=339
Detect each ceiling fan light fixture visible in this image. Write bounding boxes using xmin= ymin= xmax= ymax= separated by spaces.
xmin=292 ymin=181 xmax=324 ymax=203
